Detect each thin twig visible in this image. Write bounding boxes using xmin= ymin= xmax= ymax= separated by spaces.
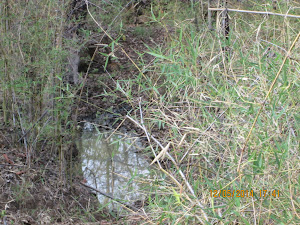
xmin=126 ymin=115 xmax=208 ymax=223
xmin=138 ymin=98 xmax=162 ymax=169
xmin=0 ymin=164 xmax=26 ymax=167
xmin=12 ymin=92 xmax=29 ymax=165
xmin=137 ymin=99 xmax=183 ymax=189
xmin=208 ymin=0 xmax=212 ymax=30
xmin=70 ymin=195 xmax=97 ymax=222
xmin=260 ymin=39 xmax=288 ymax=54
xmin=179 ymin=108 xmax=228 ymax=164
xmin=30 ymin=115 xmax=52 ymax=152
xmin=0 ymin=130 xmax=11 ymax=145
xmin=3 ymin=216 xmax=7 ymax=225
xmin=80 ymin=182 xmax=140 ymax=212
xmin=18 ymin=110 xmax=49 ymax=142
xmin=209 ymin=7 xmax=300 ymax=18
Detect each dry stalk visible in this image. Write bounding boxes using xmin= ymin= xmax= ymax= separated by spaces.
xmin=179 ymin=108 xmax=228 ymax=164
xmin=138 ymin=98 xmax=162 ymax=169
xmin=80 ymin=182 xmax=151 ymax=219
xmin=209 ymin=7 xmax=300 ymax=18
xmin=208 ymin=0 xmax=212 ymax=30
xmin=18 ymin=110 xmax=49 ymax=142
xmin=126 ymin=114 xmax=209 ymax=223
xmin=237 ymin=31 xmax=300 ymax=173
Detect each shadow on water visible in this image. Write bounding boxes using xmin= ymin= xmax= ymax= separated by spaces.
xmin=79 ymin=125 xmax=154 ymax=212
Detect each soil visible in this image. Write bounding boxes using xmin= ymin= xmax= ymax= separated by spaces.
xmin=0 ymin=1 xmax=168 ymax=224
xmin=0 ymin=128 xmax=115 ymax=224
xmin=76 ymin=24 xmax=168 ymax=122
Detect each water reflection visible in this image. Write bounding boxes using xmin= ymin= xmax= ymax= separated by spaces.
xmin=81 ymin=129 xmax=150 ymax=211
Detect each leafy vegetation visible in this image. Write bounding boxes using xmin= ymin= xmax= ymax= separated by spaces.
xmin=0 ymin=0 xmax=299 ymax=224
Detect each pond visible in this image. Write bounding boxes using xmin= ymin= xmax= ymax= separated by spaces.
xmin=79 ymin=125 xmax=153 ymax=212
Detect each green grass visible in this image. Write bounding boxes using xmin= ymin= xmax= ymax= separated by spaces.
xmin=1 ymin=0 xmax=299 ymax=224
xmin=96 ymin=0 xmax=299 ymax=224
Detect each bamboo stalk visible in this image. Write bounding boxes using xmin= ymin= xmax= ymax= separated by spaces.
xmin=209 ymin=7 xmax=300 ymax=18
xmin=237 ymin=31 xmax=300 ymax=173
xmin=208 ymin=0 xmax=212 ymax=30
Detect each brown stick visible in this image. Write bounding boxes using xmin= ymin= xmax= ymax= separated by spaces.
xmin=80 ymin=182 xmax=140 ymax=212
xmin=208 ymin=0 xmax=212 ymax=30
xmin=209 ymin=7 xmax=300 ymax=18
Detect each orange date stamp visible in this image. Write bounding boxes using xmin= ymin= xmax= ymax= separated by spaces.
xmin=210 ymin=190 xmax=280 ymax=198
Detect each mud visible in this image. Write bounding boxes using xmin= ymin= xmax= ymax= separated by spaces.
xmin=0 ymin=0 xmax=168 ymax=224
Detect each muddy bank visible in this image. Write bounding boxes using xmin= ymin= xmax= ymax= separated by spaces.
xmin=0 ymin=128 xmax=113 ymax=224
xmin=0 ymin=0 xmax=169 ymax=223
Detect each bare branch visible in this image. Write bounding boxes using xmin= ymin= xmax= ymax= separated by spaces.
xmin=209 ymin=7 xmax=300 ymax=18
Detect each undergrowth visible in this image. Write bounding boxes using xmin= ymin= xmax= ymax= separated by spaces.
xmin=97 ymin=0 xmax=300 ymax=224
xmin=1 ymin=0 xmax=299 ymax=224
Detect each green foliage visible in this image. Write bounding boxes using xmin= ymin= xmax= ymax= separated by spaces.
xmin=125 ymin=1 xmax=300 ymax=224
xmin=1 ymin=0 xmax=299 ymax=224
xmin=132 ymin=26 xmax=153 ymax=38
xmin=0 ymin=0 xmax=78 ymax=146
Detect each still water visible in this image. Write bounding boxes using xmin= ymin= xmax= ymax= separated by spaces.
xmin=80 ymin=127 xmax=151 ymax=211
